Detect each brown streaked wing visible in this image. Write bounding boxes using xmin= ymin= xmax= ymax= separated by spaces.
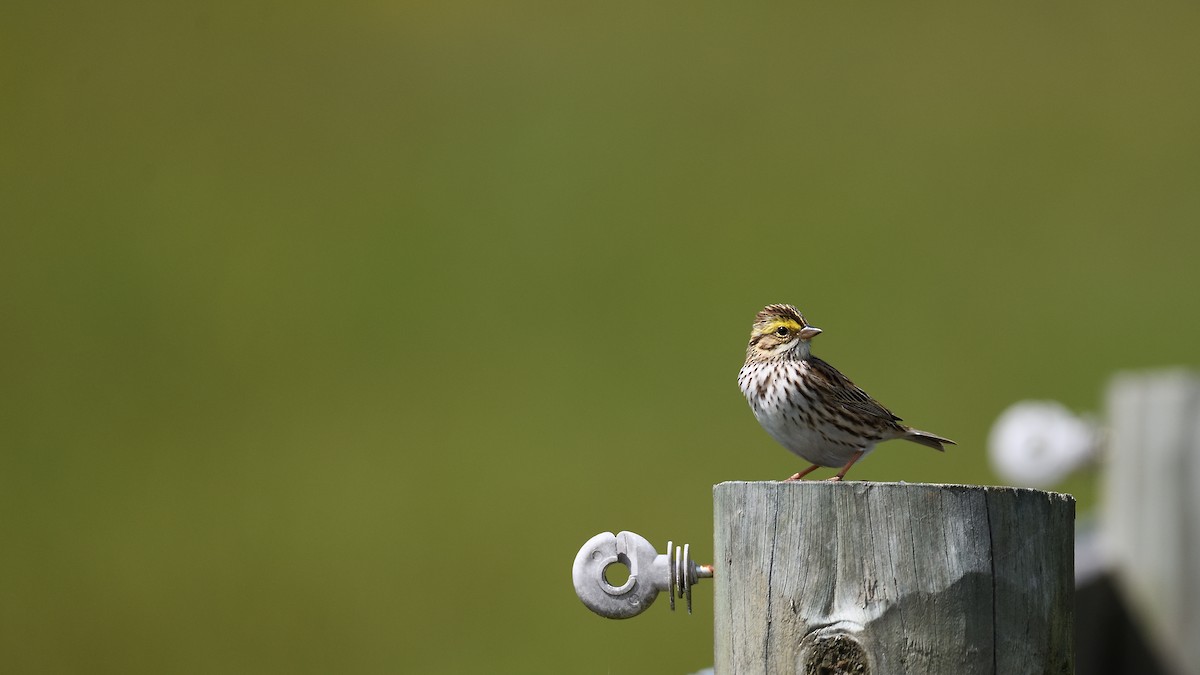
xmin=807 ymin=356 xmax=903 ymax=423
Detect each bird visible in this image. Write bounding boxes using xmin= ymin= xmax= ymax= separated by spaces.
xmin=737 ymin=303 xmax=954 ymax=481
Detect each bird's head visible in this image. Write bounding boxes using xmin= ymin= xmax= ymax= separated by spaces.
xmin=746 ymin=303 xmax=822 ymax=360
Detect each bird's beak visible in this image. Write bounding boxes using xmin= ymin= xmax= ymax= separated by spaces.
xmin=798 ymin=326 xmax=822 ymax=340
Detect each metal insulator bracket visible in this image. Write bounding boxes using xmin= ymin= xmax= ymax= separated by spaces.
xmin=572 ymin=531 xmax=714 ymax=619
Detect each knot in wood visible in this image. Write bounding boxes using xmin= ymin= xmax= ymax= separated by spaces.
xmin=799 ymin=630 xmax=869 ymax=675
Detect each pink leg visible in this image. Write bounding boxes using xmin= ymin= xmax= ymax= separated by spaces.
xmin=826 ymin=450 xmax=865 ymax=482
xmin=785 ymin=464 xmax=822 ymax=481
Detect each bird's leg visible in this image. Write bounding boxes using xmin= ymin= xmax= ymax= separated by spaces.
xmin=785 ymin=464 xmax=822 ymax=481
xmin=826 ymin=450 xmax=865 ymax=482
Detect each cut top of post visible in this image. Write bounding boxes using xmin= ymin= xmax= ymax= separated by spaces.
xmin=712 ymin=481 xmax=1075 ymax=675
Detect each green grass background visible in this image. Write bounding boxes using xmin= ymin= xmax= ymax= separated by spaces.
xmin=3 ymin=1 xmax=1199 ymax=672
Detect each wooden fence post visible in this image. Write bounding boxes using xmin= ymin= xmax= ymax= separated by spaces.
xmin=1101 ymin=370 xmax=1200 ymax=674
xmin=713 ymin=481 xmax=1074 ymax=674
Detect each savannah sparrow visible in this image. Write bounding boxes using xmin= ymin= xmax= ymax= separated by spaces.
xmin=738 ymin=303 xmax=954 ymax=481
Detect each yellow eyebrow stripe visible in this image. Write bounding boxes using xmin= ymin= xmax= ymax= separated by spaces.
xmin=765 ymin=319 xmax=805 ymax=333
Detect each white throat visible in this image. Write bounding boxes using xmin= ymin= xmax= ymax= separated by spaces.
xmin=790 ymin=340 xmax=813 ymax=360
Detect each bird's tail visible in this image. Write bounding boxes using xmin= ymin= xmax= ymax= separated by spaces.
xmin=903 ymin=429 xmax=956 ymax=452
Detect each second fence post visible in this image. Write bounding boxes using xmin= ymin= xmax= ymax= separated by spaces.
xmin=713 ymin=481 xmax=1074 ymax=674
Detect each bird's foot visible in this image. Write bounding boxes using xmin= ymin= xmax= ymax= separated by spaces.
xmin=784 ymin=464 xmax=822 ymax=482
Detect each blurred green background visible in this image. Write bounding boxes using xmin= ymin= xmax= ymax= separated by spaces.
xmin=3 ymin=1 xmax=1199 ymax=673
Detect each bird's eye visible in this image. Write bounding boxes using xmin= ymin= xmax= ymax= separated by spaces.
xmin=775 ymin=326 xmax=790 ymax=337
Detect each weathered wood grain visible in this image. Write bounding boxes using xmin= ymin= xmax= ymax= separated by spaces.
xmin=1102 ymin=370 xmax=1200 ymax=675
xmin=713 ymin=481 xmax=1074 ymax=674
